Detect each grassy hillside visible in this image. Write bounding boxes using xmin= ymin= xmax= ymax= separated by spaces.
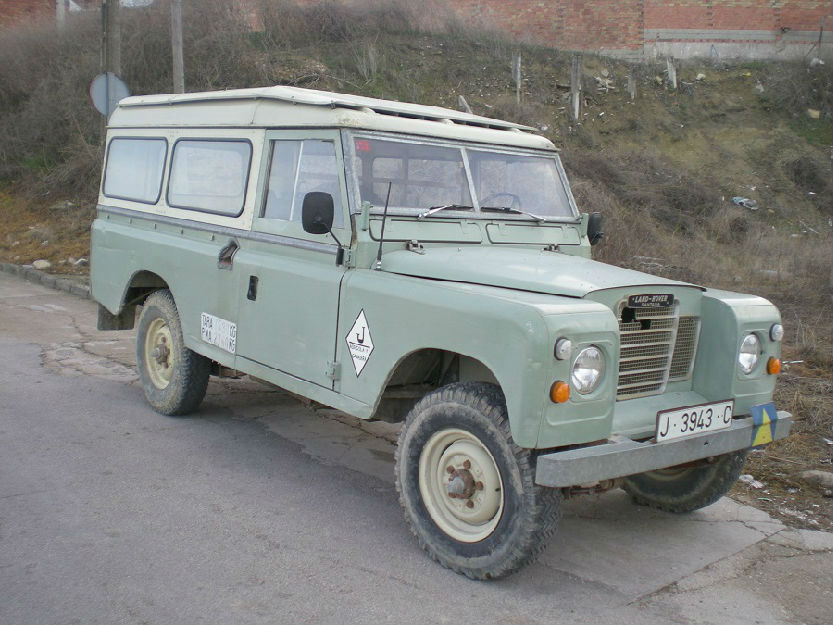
xmin=0 ymin=0 xmax=830 ymax=527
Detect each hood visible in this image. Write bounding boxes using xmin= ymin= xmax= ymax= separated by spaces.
xmin=381 ymin=246 xmax=700 ymax=298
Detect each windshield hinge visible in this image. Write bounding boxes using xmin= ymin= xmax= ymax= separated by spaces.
xmin=407 ymin=240 xmax=426 ymax=255
xmin=326 ymin=361 xmax=341 ymax=381
xmin=543 ymin=244 xmax=560 ymax=253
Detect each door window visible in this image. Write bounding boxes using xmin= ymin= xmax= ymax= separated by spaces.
xmin=262 ymin=139 xmax=344 ymax=227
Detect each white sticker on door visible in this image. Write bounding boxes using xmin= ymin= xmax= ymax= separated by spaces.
xmin=200 ymin=312 xmax=237 ymax=354
xmin=346 ymin=309 xmax=374 ymax=376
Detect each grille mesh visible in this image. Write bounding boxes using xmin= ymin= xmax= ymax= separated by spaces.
xmin=616 ymin=303 xmax=699 ymax=400
xmin=669 ymin=316 xmax=699 ymax=379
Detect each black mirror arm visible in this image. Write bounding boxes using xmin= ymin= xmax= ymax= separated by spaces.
xmin=316 ymin=220 xmax=345 ymax=265
xmin=325 ymin=226 xmax=343 ymax=249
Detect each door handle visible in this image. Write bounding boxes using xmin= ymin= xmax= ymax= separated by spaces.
xmin=218 ymin=239 xmax=239 ymax=270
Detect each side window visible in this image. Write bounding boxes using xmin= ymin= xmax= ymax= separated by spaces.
xmin=103 ymin=138 xmax=167 ymax=204
xmin=262 ymin=139 xmax=344 ymax=228
xmin=168 ymin=140 xmax=252 ymax=216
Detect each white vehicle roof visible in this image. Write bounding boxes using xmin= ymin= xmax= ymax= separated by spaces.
xmin=109 ymin=85 xmax=556 ymax=151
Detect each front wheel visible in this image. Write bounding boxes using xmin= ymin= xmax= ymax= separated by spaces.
xmin=136 ymin=290 xmax=210 ymax=416
xmin=622 ymin=450 xmax=748 ymax=513
xmin=395 ymin=382 xmax=562 ymax=580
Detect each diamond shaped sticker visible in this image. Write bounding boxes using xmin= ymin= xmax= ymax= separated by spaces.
xmin=346 ymin=309 xmax=374 ymax=376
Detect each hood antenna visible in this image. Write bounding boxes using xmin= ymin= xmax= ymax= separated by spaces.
xmin=374 ymin=181 xmax=393 ymax=271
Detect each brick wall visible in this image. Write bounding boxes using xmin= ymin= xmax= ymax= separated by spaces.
xmin=452 ymin=0 xmax=832 ymax=57
xmin=0 ymin=0 xmax=54 ymax=27
xmin=3 ymin=0 xmax=830 ymax=58
xmin=454 ymin=0 xmax=645 ymax=50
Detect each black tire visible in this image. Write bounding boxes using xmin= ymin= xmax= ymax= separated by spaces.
xmin=622 ymin=450 xmax=748 ymax=513
xmin=394 ymin=382 xmax=562 ymax=580
xmin=136 ymin=290 xmax=210 ymax=416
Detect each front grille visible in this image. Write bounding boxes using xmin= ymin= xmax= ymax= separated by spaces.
xmin=616 ymin=303 xmax=699 ymax=400
xmin=669 ymin=316 xmax=700 ymax=380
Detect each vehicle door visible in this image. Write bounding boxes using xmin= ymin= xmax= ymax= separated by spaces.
xmin=233 ymin=130 xmax=351 ymax=389
xmin=163 ymin=136 xmax=255 ymax=365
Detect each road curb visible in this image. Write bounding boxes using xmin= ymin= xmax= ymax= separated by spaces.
xmin=0 ymin=262 xmax=91 ymax=299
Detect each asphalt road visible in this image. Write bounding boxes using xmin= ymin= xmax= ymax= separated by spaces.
xmin=1 ymin=271 xmax=831 ymax=625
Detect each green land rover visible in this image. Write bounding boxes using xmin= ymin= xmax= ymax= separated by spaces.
xmin=91 ymin=86 xmax=791 ymax=579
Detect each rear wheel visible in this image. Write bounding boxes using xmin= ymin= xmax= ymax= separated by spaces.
xmin=136 ymin=290 xmax=210 ymax=416
xmin=395 ymin=382 xmax=562 ymax=580
xmin=622 ymin=450 xmax=748 ymax=513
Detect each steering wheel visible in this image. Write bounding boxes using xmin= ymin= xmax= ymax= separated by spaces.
xmin=480 ymin=192 xmax=521 ymax=209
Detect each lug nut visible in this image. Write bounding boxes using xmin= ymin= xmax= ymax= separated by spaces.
xmin=446 ymin=466 xmax=455 ymax=474
xmin=463 ymin=459 xmax=471 ymax=470
xmin=465 ymin=500 xmax=474 ymax=508
xmin=475 ymin=481 xmax=483 ymax=490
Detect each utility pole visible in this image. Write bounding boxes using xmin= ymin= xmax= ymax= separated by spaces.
xmin=171 ymin=0 xmax=185 ymax=93
xmin=104 ymin=0 xmax=121 ymax=75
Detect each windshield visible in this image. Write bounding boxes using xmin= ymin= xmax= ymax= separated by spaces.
xmin=348 ymin=134 xmax=575 ymax=220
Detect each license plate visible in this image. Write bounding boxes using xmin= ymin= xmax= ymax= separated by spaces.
xmin=656 ymin=400 xmax=734 ymax=442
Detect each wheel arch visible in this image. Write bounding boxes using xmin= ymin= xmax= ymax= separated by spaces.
xmin=369 ymin=348 xmax=502 ymax=423
xmin=123 ymin=270 xmax=170 ymax=307
xmin=99 ymin=270 xmax=171 ymax=331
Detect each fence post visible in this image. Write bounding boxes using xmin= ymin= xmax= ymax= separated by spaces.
xmin=628 ymin=66 xmax=637 ymax=101
xmin=457 ymin=95 xmax=472 ymax=114
xmin=512 ymin=53 xmax=522 ymax=105
xmin=666 ymin=56 xmax=677 ymax=90
xmin=570 ymin=55 xmax=582 ymax=122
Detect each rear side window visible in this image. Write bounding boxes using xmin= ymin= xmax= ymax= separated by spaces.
xmin=168 ymin=140 xmax=252 ymax=216
xmin=103 ymin=138 xmax=167 ymax=204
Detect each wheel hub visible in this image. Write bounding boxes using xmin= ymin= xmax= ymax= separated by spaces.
xmin=152 ymin=338 xmax=170 ymax=367
xmin=445 ymin=461 xmax=484 ymax=504
xmin=144 ymin=318 xmax=174 ymax=390
xmin=418 ymin=429 xmax=505 ymax=543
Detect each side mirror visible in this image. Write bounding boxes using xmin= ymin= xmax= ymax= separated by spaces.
xmin=301 ymin=192 xmax=334 ymax=235
xmin=587 ymin=212 xmax=604 ymax=246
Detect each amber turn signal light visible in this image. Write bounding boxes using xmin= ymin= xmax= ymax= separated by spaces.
xmin=550 ymin=381 xmax=570 ymax=403
xmin=767 ymin=357 xmax=782 ymax=375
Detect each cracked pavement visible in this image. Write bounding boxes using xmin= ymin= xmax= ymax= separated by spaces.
xmin=1 ymin=271 xmax=831 ymax=624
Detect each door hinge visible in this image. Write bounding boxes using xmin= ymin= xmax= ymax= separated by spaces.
xmin=326 ymin=361 xmax=341 ymax=381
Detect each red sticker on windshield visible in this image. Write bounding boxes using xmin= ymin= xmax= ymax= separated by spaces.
xmin=355 ymin=139 xmax=370 ymax=152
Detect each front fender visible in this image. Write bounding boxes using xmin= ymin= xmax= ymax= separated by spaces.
xmin=337 ymin=269 xmax=616 ymax=448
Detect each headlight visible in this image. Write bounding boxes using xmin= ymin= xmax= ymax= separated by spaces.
xmin=738 ymin=334 xmax=760 ymax=374
xmin=770 ymin=324 xmax=783 ymax=342
xmin=571 ymin=346 xmax=605 ymax=394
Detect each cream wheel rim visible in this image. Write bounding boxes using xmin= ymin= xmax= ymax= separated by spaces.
xmin=418 ymin=428 xmax=504 ymax=543
xmin=144 ymin=318 xmax=173 ymax=390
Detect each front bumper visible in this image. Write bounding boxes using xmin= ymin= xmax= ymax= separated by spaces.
xmin=535 ymin=411 xmax=792 ymax=488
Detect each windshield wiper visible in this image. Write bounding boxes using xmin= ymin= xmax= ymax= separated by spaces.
xmin=480 ymin=206 xmax=549 ymax=222
xmin=418 ymin=204 xmax=473 ymax=219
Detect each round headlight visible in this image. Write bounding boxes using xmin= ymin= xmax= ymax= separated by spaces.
xmin=554 ymin=338 xmax=572 ymax=360
xmin=571 ymin=346 xmax=605 ymax=394
xmin=738 ymin=334 xmax=760 ymax=374
xmin=770 ymin=323 xmax=784 ymax=342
